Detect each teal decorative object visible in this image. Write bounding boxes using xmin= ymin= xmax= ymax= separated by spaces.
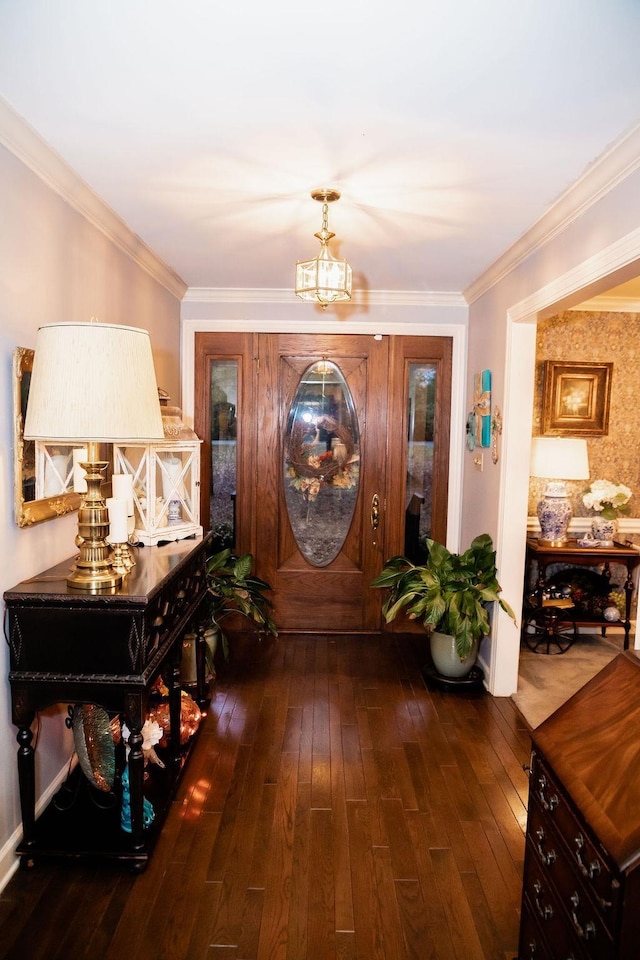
xmin=120 ymin=764 xmax=155 ymax=834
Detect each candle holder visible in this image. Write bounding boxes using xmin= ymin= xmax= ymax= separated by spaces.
xmin=110 ymin=541 xmax=133 ymax=577
xmin=113 ymin=435 xmax=202 ymax=546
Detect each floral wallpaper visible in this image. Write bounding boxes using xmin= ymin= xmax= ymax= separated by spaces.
xmin=529 ymin=310 xmax=640 ymax=526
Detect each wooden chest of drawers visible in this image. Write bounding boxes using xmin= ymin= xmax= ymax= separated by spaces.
xmin=518 ymin=652 xmax=640 ymax=958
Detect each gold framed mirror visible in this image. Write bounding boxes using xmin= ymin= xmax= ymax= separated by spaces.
xmin=13 ymin=346 xmax=81 ymax=526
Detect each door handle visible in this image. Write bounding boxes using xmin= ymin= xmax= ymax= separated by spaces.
xmin=370 ymin=494 xmax=380 ymax=530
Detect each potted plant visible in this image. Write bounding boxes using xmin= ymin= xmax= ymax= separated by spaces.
xmin=204 ymin=548 xmax=277 ymax=661
xmin=371 ymin=534 xmax=515 ymax=678
xmin=181 ymin=548 xmax=277 ymax=687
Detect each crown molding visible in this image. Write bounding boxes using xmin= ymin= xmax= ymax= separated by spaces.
xmin=464 ymin=122 xmax=640 ymax=305
xmin=182 ymin=286 xmax=467 ymax=307
xmin=0 ymin=97 xmax=187 ymax=300
xmin=507 ymin=226 xmax=640 ymax=323
xmin=568 ymin=296 xmax=640 ymax=313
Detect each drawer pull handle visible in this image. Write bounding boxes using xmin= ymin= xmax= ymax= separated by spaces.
xmin=569 ymin=892 xmax=597 ymax=940
xmin=574 ymin=834 xmax=601 ymax=879
xmin=532 ymin=880 xmax=553 ymax=921
xmin=535 ymin=827 xmax=556 ymax=866
xmin=536 ymin=775 xmax=559 ymax=812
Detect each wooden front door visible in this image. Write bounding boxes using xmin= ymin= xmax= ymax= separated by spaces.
xmin=194 ymin=332 xmax=452 ymax=633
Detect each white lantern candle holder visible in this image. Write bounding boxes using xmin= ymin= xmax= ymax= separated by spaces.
xmin=112 ymin=438 xmax=202 ymax=546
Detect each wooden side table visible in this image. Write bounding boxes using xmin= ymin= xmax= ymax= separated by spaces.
xmin=523 ymin=538 xmax=640 ymax=652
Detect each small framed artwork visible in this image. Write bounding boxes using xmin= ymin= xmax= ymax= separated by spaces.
xmin=542 ymin=360 xmax=613 ymax=436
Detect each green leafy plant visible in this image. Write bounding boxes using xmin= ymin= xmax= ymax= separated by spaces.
xmin=205 ymin=548 xmax=277 ymax=660
xmin=371 ymin=534 xmax=516 ymax=660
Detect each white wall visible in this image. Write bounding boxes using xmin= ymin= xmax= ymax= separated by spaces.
xmin=0 ymin=134 xmax=183 ymax=891
xmin=464 ymin=142 xmax=640 ymax=696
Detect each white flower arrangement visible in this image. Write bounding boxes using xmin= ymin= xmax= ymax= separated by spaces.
xmin=121 ymin=718 xmax=165 ymax=768
xmin=582 ymin=479 xmax=632 ymax=520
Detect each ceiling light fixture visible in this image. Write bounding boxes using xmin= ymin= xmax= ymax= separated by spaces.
xmin=295 ymin=188 xmax=352 ymax=307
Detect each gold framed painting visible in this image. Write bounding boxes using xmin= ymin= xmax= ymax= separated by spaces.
xmin=542 ymin=360 xmax=612 ymax=436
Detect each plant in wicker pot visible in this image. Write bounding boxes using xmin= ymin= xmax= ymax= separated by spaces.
xmin=372 ymin=534 xmax=516 ymax=679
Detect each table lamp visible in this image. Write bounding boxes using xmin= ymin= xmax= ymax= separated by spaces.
xmin=530 ymin=437 xmax=590 ymax=546
xmin=23 ymin=321 xmax=164 ymax=591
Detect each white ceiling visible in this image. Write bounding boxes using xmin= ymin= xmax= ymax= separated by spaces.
xmin=1 ymin=0 xmax=639 ymax=296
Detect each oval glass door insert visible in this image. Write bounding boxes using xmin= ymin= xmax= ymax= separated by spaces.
xmin=284 ymin=360 xmax=360 ymax=566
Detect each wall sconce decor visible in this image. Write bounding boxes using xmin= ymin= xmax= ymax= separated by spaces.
xmin=530 ymin=436 xmax=590 ymax=545
xmin=295 ymin=188 xmax=352 ymax=307
xmin=473 ymin=369 xmax=491 ymax=448
xmin=23 ymin=321 xmax=164 ymax=591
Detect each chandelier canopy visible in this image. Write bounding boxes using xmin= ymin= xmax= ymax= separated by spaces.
xmin=295 ymin=188 xmax=352 ymax=307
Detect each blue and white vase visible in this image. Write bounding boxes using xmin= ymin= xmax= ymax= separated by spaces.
xmin=537 ymin=483 xmax=572 ymax=545
xmin=591 ymin=515 xmax=617 ymax=546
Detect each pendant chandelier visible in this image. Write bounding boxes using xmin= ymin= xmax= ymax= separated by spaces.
xmin=295 ymin=188 xmax=353 ymax=307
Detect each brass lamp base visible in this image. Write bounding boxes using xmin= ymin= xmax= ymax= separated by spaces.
xmin=68 ymin=459 xmax=122 ymax=593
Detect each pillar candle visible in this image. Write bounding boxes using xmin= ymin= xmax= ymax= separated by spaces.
xmin=161 ymin=456 xmax=183 ymax=501
xmin=73 ymin=446 xmax=88 ymax=493
xmin=106 ymin=497 xmax=128 ymax=543
xmin=112 ymin=473 xmax=134 ymax=516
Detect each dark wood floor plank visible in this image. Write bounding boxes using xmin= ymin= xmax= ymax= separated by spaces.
xmin=307 ymin=808 xmax=335 ymax=960
xmin=340 ymin=723 xmax=366 ymax=801
xmin=246 ymin=781 xmax=278 ymax=889
xmin=372 ymin=846 xmax=410 ymax=960
xmin=394 ymin=878 xmax=435 ymax=960
xmin=206 ymin=744 xmax=253 ymax=881
xmin=6 ymin=869 xmax=91 ymax=960
xmin=237 ymin=887 xmax=266 ymax=960
xmin=429 ymin=846 xmax=486 ymax=960
xmin=255 ymin=750 xmax=298 ymax=959
xmin=0 ymin=634 xmax=527 ymax=960
xmin=404 ymin=810 xmax=459 ymax=957
xmin=460 ymin=820 xmax=520 ymax=945
xmin=185 ymin=880 xmax=225 ymax=960
xmin=380 ymin=797 xmax=419 ymax=881
xmin=286 ymin=781 xmax=311 ymax=960
xmin=345 ymin=800 xmax=388 ymax=960
xmin=51 ymin=867 xmax=130 ymax=960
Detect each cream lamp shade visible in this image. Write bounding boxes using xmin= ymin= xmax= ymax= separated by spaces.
xmin=24 ymin=322 xmax=163 ymax=442
xmin=530 ymin=437 xmax=590 ymax=545
xmin=23 ymin=321 xmax=164 ymax=591
xmin=530 ymin=437 xmax=590 ymax=486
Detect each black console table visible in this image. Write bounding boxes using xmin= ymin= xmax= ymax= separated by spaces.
xmin=523 ymin=538 xmax=640 ymax=652
xmin=4 ymin=532 xmax=212 ymax=870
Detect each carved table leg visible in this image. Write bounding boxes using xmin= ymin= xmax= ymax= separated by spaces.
xmin=16 ymin=720 xmax=36 ymax=852
xmin=195 ymin=622 xmax=207 ymax=707
xmin=123 ymin=694 xmax=147 ymax=858
xmin=623 ymin=567 xmax=634 ymax=650
xmin=127 ymin=725 xmax=145 ymax=855
xmin=168 ymin=656 xmax=182 ymax=764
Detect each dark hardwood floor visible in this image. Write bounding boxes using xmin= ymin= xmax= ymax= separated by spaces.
xmin=0 ymin=633 xmax=532 ymax=959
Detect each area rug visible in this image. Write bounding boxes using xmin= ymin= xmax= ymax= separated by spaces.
xmin=512 ymin=630 xmax=624 ymax=730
